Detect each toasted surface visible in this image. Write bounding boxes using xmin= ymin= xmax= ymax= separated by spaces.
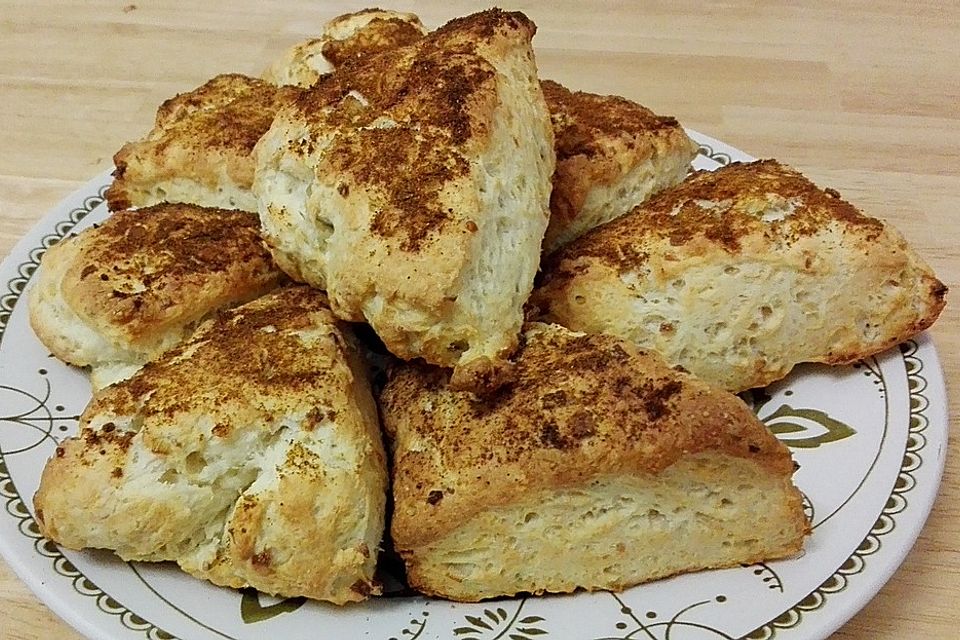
xmin=264 ymin=9 xmax=426 ymax=88
xmin=34 ymin=287 xmax=387 ymax=604
xmin=254 ymin=9 xmax=555 ymax=392
xmin=533 ymin=160 xmax=948 ymax=391
xmin=383 ymin=323 xmax=807 ymax=600
xmin=29 ymin=203 xmax=283 ymax=388
xmin=106 ymin=74 xmax=301 ymax=212
xmin=541 ymin=80 xmax=698 ymax=253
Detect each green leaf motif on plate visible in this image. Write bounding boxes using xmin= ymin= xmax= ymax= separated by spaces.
xmin=762 ymin=404 xmax=856 ymax=449
xmin=454 ymin=603 xmax=546 ymax=638
xmin=239 ymin=588 xmax=305 ymax=624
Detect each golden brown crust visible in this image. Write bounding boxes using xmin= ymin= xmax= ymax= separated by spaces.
xmin=106 ymin=74 xmax=302 ymax=211
xmin=34 ymin=286 xmax=388 ymax=603
xmin=321 ymin=16 xmax=425 ymax=67
xmin=63 ymin=203 xmax=283 ymax=346
xmin=383 ymin=323 xmax=796 ymax=548
xmin=533 ymin=160 xmax=948 ymax=390
xmin=284 ymin=11 xmax=533 ymax=253
xmin=255 ymin=8 xmax=554 ymax=387
xmin=546 ymin=160 xmax=887 ymax=270
xmin=540 ymin=79 xmax=698 ymax=251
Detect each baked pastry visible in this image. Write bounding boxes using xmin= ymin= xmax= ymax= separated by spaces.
xmin=541 ymin=79 xmax=699 ymax=253
xmin=264 ymin=9 xmax=426 ymax=88
xmin=105 ymin=74 xmax=301 ymax=212
xmin=383 ymin=322 xmax=808 ymax=601
xmin=532 ymin=160 xmax=948 ymax=392
xmin=265 ymin=16 xmax=695 ymax=258
xmin=254 ymin=9 xmax=555 ymax=392
xmin=34 ymin=286 xmax=387 ymax=604
xmin=29 ymin=203 xmax=284 ymax=389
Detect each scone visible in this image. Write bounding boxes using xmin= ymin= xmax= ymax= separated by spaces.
xmin=29 ymin=203 xmax=284 ymax=389
xmin=264 ymin=9 xmax=426 ymax=88
xmin=105 ymin=74 xmax=301 ymax=212
xmin=34 ymin=286 xmax=387 ymax=604
xmin=532 ymin=160 xmax=947 ymax=392
xmin=541 ymin=79 xmax=699 ymax=253
xmin=382 ymin=323 xmax=808 ymax=601
xmin=254 ymin=9 xmax=555 ymax=392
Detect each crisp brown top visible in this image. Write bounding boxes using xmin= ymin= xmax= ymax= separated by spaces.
xmin=384 ymin=323 xmax=795 ymax=545
xmin=63 ymin=202 xmax=282 ymax=342
xmin=544 ymin=159 xmax=887 ymax=273
xmin=87 ymin=286 xmax=341 ymax=427
xmin=321 ymin=16 xmax=425 ymax=67
xmin=542 ymin=79 xmax=685 ymax=162
xmin=107 ymin=74 xmax=302 ymax=210
xmin=281 ymin=9 xmax=535 ymax=252
xmin=149 ymin=74 xmax=301 ymax=154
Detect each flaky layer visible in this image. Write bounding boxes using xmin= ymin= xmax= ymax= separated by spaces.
xmin=403 ymin=457 xmax=806 ymax=601
xmin=385 ymin=323 xmax=802 ymax=545
xmin=541 ymin=80 xmax=698 ymax=253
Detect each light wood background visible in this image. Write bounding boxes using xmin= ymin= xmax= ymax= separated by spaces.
xmin=1 ymin=1 xmax=956 ymax=638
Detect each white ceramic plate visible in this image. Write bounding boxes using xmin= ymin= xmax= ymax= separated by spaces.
xmin=0 ymin=132 xmax=948 ymax=640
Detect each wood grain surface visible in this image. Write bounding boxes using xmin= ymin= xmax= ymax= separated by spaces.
xmin=1 ymin=1 xmax=956 ymax=638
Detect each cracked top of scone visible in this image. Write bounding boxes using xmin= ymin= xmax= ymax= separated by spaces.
xmin=264 ymin=9 xmax=426 ymax=88
xmin=546 ymin=159 xmax=889 ymax=272
xmin=277 ymin=9 xmax=536 ymax=253
xmin=106 ymin=74 xmax=302 ymax=211
xmin=542 ymin=79 xmax=693 ymax=169
xmin=62 ymin=203 xmax=282 ymax=344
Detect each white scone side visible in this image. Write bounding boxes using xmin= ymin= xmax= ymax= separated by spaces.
xmin=254 ymin=9 xmax=554 ymax=393
xmin=401 ymin=458 xmax=804 ymax=601
xmin=33 ymin=286 xmax=387 ymax=603
xmin=382 ymin=322 xmax=808 ymax=601
xmin=533 ymin=160 xmax=947 ymax=392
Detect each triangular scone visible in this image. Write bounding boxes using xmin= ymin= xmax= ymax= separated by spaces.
xmin=532 ymin=160 xmax=947 ymax=392
xmin=264 ymin=17 xmax=695 ymax=258
xmin=263 ymin=9 xmax=426 ymax=88
xmin=29 ymin=203 xmax=284 ymax=389
xmin=541 ymin=80 xmax=699 ymax=253
xmin=254 ymin=9 xmax=555 ymax=392
xmin=34 ymin=287 xmax=387 ymax=604
xmin=105 ymin=74 xmax=301 ymax=212
xmin=383 ymin=323 xmax=808 ymax=601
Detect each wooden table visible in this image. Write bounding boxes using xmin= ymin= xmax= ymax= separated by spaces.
xmin=1 ymin=1 xmax=956 ymax=638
